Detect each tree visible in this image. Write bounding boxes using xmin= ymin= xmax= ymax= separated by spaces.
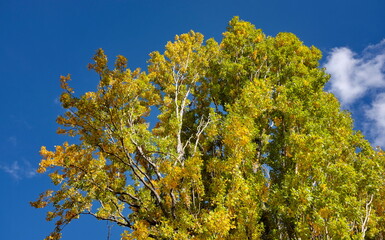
xmin=32 ymin=17 xmax=385 ymax=239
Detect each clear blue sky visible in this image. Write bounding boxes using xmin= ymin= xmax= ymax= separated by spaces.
xmin=1 ymin=0 xmax=384 ymax=239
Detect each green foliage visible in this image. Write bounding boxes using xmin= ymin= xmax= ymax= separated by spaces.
xmin=32 ymin=17 xmax=385 ymax=239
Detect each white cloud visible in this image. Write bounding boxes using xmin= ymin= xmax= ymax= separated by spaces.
xmin=0 ymin=161 xmax=21 ymax=179
xmin=324 ymin=39 xmax=385 ymax=148
xmin=0 ymin=160 xmax=37 ymax=180
xmin=365 ymin=93 xmax=385 ymax=147
xmin=325 ymin=40 xmax=385 ymax=106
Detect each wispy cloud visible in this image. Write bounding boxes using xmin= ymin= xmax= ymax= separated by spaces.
xmin=7 ymin=136 xmax=18 ymax=147
xmin=0 ymin=160 xmax=37 ymax=180
xmin=324 ymin=39 xmax=385 ymax=148
xmin=9 ymin=114 xmax=32 ymax=130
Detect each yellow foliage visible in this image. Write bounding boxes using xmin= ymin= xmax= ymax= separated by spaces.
xmin=32 ymin=16 xmax=385 ymax=240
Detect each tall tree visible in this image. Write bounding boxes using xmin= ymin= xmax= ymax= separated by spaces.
xmin=32 ymin=17 xmax=385 ymax=239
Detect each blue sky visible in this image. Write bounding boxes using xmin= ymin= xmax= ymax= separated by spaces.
xmin=1 ymin=0 xmax=384 ymax=239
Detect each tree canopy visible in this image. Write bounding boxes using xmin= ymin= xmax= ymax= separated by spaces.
xmin=32 ymin=17 xmax=385 ymax=239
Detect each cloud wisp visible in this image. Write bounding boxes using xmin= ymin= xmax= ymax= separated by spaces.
xmin=0 ymin=160 xmax=37 ymax=180
xmin=324 ymin=39 xmax=385 ymax=148
xmin=7 ymin=136 xmax=18 ymax=147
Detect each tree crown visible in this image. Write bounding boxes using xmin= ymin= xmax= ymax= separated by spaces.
xmin=32 ymin=17 xmax=385 ymax=240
